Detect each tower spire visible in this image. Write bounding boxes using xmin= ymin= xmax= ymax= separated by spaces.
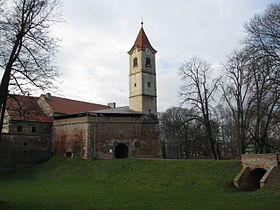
xmin=128 ymin=24 xmax=158 ymax=115
xmin=128 ymin=23 xmax=157 ymax=54
xmin=141 ymin=17 xmax=143 ymax=28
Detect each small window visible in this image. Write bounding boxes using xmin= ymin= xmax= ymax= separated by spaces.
xmin=135 ymin=141 xmax=141 ymax=148
xmin=133 ymin=57 xmax=138 ymax=67
xmin=134 ymin=83 xmax=137 ymax=87
xmin=147 ymin=82 xmax=151 ymax=87
xmin=146 ymin=57 xmax=151 ymax=67
xmin=24 ymin=142 xmax=27 ymax=146
xmin=17 ymin=125 xmax=23 ymax=132
xmin=32 ymin=126 xmax=36 ymax=133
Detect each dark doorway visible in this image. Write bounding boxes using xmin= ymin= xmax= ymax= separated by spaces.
xmin=245 ymin=168 xmax=266 ymax=191
xmin=65 ymin=152 xmax=72 ymax=158
xmin=115 ymin=143 xmax=129 ymax=159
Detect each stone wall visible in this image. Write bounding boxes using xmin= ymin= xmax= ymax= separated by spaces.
xmin=0 ymin=133 xmax=51 ymax=173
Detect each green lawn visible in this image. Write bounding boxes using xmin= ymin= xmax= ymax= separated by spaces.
xmin=0 ymin=157 xmax=279 ymax=210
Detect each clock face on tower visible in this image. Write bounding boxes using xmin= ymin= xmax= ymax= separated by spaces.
xmin=145 ymin=48 xmax=151 ymax=55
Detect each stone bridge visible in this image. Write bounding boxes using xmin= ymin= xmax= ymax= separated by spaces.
xmin=234 ymin=154 xmax=279 ymax=190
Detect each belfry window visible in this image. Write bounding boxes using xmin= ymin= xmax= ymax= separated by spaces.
xmin=146 ymin=57 xmax=151 ymax=67
xmin=133 ymin=57 xmax=138 ymax=67
xmin=147 ymin=82 xmax=151 ymax=87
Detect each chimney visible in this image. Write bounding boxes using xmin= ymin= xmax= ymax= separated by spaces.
xmin=46 ymin=93 xmax=51 ymax=99
xmin=107 ymin=102 xmax=116 ymax=108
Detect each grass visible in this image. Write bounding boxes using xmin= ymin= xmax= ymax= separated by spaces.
xmin=0 ymin=157 xmax=279 ymax=209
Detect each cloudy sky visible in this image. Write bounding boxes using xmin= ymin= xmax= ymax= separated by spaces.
xmin=52 ymin=0 xmax=278 ymax=112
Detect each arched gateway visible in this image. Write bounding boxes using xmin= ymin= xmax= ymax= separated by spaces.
xmin=234 ymin=154 xmax=279 ymax=190
xmin=115 ymin=143 xmax=129 ymax=159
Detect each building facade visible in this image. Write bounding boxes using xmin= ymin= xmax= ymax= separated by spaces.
xmin=0 ymin=26 xmax=161 ymax=172
xmin=52 ymin=26 xmax=161 ymax=159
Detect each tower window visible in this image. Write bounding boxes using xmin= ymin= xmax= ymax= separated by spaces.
xmin=32 ymin=126 xmax=36 ymax=133
xmin=146 ymin=57 xmax=151 ymax=67
xmin=133 ymin=57 xmax=138 ymax=67
xmin=134 ymin=83 xmax=137 ymax=87
xmin=147 ymin=82 xmax=151 ymax=87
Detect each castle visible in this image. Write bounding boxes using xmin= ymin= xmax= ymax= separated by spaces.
xmin=0 ymin=26 xmax=161 ymax=172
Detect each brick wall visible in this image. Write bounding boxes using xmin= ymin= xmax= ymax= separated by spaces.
xmin=8 ymin=121 xmax=51 ymax=135
xmin=93 ymin=115 xmax=161 ymax=159
xmin=52 ymin=114 xmax=161 ymax=160
xmin=52 ymin=117 xmax=89 ymax=158
xmin=241 ymin=154 xmax=279 ymax=170
xmin=0 ymin=133 xmax=51 ymax=173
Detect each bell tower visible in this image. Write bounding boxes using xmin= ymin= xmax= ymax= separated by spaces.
xmin=128 ymin=24 xmax=157 ymax=115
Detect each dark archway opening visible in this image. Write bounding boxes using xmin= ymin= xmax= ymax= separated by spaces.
xmin=115 ymin=143 xmax=129 ymax=159
xmin=245 ymin=168 xmax=266 ymax=191
xmin=65 ymin=152 xmax=72 ymax=158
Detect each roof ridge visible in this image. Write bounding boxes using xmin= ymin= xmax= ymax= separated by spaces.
xmin=49 ymin=95 xmax=109 ymax=107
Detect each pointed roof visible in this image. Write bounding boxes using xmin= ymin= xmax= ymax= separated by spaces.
xmin=128 ymin=26 xmax=157 ymax=54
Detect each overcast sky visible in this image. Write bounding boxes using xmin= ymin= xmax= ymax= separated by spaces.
xmin=52 ymin=0 xmax=278 ymax=112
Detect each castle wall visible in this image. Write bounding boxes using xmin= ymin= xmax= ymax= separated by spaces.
xmin=93 ymin=115 xmax=161 ymax=159
xmin=52 ymin=114 xmax=161 ymax=160
xmin=0 ymin=122 xmax=51 ymax=173
xmin=52 ymin=116 xmax=89 ymax=159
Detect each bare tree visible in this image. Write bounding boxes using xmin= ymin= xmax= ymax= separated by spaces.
xmin=243 ymin=4 xmax=280 ymax=153
xmin=178 ymin=57 xmax=219 ymax=159
xmin=220 ymin=49 xmax=253 ymax=154
xmin=0 ymin=0 xmax=61 ymax=134
xmin=159 ymin=106 xmax=211 ymax=159
xmin=244 ymin=3 xmax=280 ymax=66
xmin=247 ymin=52 xmax=280 ymax=153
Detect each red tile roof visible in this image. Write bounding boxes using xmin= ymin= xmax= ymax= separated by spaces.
xmin=43 ymin=95 xmax=110 ymax=115
xmin=6 ymin=95 xmax=52 ymax=123
xmin=128 ymin=27 xmax=157 ymax=54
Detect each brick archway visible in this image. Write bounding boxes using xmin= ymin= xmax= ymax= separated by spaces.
xmin=234 ymin=154 xmax=279 ymax=190
xmin=115 ymin=143 xmax=129 ymax=159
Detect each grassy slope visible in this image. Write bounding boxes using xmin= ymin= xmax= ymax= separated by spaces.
xmin=0 ymin=157 xmax=279 ymax=210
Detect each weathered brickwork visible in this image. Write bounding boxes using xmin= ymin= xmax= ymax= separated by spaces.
xmin=0 ymin=123 xmax=51 ymax=173
xmin=52 ymin=114 xmax=161 ymax=160
xmin=241 ymin=154 xmax=279 ymax=170
xmin=234 ymin=154 xmax=279 ymax=189
xmin=52 ymin=117 xmax=89 ymax=158
xmin=7 ymin=121 xmax=51 ymax=135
